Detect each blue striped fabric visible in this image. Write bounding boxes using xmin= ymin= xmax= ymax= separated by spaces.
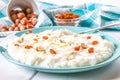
xmin=0 ymin=0 xmax=120 ymax=30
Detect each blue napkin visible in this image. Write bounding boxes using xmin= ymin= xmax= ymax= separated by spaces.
xmin=36 ymin=2 xmax=120 ymax=30
xmin=0 ymin=0 xmax=120 ymax=31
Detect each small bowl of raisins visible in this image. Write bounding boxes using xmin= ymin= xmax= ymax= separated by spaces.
xmin=54 ymin=12 xmax=80 ymax=26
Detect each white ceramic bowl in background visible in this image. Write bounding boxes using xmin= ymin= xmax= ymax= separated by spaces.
xmin=7 ymin=0 xmax=39 ymax=23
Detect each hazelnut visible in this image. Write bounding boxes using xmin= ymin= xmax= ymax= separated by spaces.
xmin=14 ymin=27 xmax=20 ymax=31
xmin=31 ymin=18 xmax=37 ymax=25
xmin=17 ymin=12 xmax=25 ymax=19
xmin=26 ymin=23 xmax=33 ymax=29
xmin=11 ymin=14 xmax=17 ymax=21
xmin=15 ymin=19 xmax=20 ymax=24
xmin=20 ymin=17 xmax=28 ymax=25
xmin=8 ymin=26 xmax=14 ymax=31
xmin=26 ymin=8 xmax=32 ymax=14
xmin=30 ymin=13 xmax=36 ymax=18
xmin=19 ymin=24 xmax=26 ymax=31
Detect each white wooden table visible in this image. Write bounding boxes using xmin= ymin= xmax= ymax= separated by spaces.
xmin=0 ymin=0 xmax=120 ymax=80
xmin=0 ymin=31 xmax=120 ymax=80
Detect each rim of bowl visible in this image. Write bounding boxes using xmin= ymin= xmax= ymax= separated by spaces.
xmin=54 ymin=20 xmax=80 ymax=23
xmin=54 ymin=16 xmax=80 ymax=20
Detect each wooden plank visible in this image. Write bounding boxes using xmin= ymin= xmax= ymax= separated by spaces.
xmin=0 ymin=54 xmax=36 ymax=80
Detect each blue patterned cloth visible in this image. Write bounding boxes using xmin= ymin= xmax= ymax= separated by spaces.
xmin=0 ymin=0 xmax=120 ymax=30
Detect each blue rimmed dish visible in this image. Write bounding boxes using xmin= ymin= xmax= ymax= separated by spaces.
xmin=0 ymin=26 xmax=120 ymax=73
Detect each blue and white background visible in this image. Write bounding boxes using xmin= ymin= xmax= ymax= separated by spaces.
xmin=0 ymin=0 xmax=120 ymax=30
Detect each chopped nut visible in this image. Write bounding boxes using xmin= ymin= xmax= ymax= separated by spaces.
xmin=17 ymin=38 xmax=24 ymax=43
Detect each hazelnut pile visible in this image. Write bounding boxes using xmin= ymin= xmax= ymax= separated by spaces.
xmin=0 ymin=7 xmax=37 ymax=32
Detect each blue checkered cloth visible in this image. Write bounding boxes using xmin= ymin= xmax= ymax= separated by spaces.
xmin=0 ymin=0 xmax=120 ymax=31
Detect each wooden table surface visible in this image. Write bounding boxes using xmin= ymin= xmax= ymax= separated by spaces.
xmin=0 ymin=31 xmax=120 ymax=80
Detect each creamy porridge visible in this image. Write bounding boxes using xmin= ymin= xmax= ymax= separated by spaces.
xmin=7 ymin=29 xmax=115 ymax=68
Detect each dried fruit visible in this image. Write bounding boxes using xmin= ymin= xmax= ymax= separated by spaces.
xmin=74 ymin=46 xmax=80 ymax=51
xmin=92 ymin=40 xmax=99 ymax=45
xmin=55 ymin=12 xmax=80 ymax=19
xmin=42 ymin=36 xmax=48 ymax=40
xmin=87 ymin=36 xmax=91 ymax=39
xmin=49 ymin=49 xmax=56 ymax=54
xmin=88 ymin=47 xmax=94 ymax=53
xmin=14 ymin=43 xmax=19 ymax=46
xmin=24 ymin=45 xmax=33 ymax=49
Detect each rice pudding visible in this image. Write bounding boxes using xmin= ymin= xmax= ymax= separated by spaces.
xmin=7 ymin=29 xmax=115 ymax=68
